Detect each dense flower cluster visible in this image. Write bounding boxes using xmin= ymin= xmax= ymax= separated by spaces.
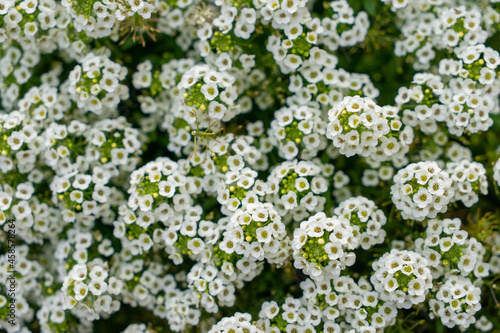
xmin=414 ymin=218 xmax=490 ymax=279
xmin=292 ymin=213 xmax=356 ymax=282
xmin=371 ymin=249 xmax=434 ymax=309
xmin=1 ymin=0 xmax=500 ymax=332
xmin=333 ymin=196 xmax=387 ymax=249
xmin=430 ymin=276 xmax=482 ymax=329
xmin=68 ymin=53 xmax=129 ymax=115
xmin=391 ymin=161 xmax=454 ymax=221
xmin=327 ymin=96 xmax=390 ymax=157
xmin=446 ymin=160 xmax=488 ymax=207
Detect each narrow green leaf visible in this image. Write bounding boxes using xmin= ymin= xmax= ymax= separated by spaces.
xmin=363 ymin=0 xmax=377 ymax=16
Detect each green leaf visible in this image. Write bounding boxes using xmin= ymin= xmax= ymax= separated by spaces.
xmin=435 ymin=320 xmax=444 ymax=333
xmin=348 ymin=0 xmax=362 ymax=12
xmin=363 ymin=0 xmax=377 ymax=16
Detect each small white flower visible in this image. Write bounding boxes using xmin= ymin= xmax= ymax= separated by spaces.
xmin=73 ymin=174 xmax=92 ymax=190
xmin=73 ymin=282 xmax=89 ymax=301
xmin=284 ymin=54 xmax=302 ymax=70
xmin=201 ymin=83 xmax=219 ymax=101
xmin=111 ymin=148 xmax=128 ymax=165
xmin=7 ymin=131 xmax=24 ymax=150
xmin=282 ymin=191 xmax=298 ymax=210
xmin=208 ymin=101 xmax=226 ymax=119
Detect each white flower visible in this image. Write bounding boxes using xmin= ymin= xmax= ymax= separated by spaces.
xmin=220 ymin=238 xmax=236 ymax=254
xmin=24 ymin=22 xmax=38 ymax=36
xmin=413 ymin=188 xmax=432 ymax=208
xmin=208 ymin=101 xmax=226 ymax=119
xmin=110 ymin=148 xmax=128 ymax=165
xmin=216 ymin=53 xmax=232 ymax=71
xmin=219 ymin=87 xmax=237 ymax=105
xmin=408 ymin=278 xmax=425 ymax=296
xmin=284 ymin=22 xmax=303 ymax=40
xmin=7 ymin=131 xmax=24 ymax=150
xmin=201 ymin=83 xmax=219 ymax=100
xmin=73 ymin=174 xmax=92 ymax=190
xmin=0 ymin=192 xmax=13 ymax=210
xmin=133 ymin=70 xmax=152 ymax=89
xmin=284 ymin=54 xmax=302 ymax=70
xmin=20 ymin=0 xmax=38 ymax=14
xmin=325 ymin=241 xmax=343 ymax=260
xmin=73 ymin=282 xmax=89 ymax=301
xmin=282 ymin=191 xmax=298 ymax=210
xmin=127 ymin=0 xmax=144 ymax=11
xmin=256 ymin=226 xmax=272 ymax=243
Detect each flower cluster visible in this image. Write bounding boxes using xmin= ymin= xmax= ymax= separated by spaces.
xmin=333 ymin=196 xmax=387 ymax=249
xmin=256 ymin=297 xmax=325 ymax=332
xmin=414 ymin=218 xmax=489 ymax=279
xmin=391 ymin=161 xmax=454 ymax=221
xmin=447 ymin=160 xmax=488 ymax=207
xmin=327 ymin=96 xmax=391 ymax=157
xmin=270 ymin=105 xmax=328 ymax=160
xmin=178 ymin=64 xmax=239 ymax=125
xmin=430 ymin=276 xmax=482 ymax=329
xmin=68 ymin=53 xmax=129 ymax=114
xmin=397 ymin=44 xmax=500 ymax=136
xmin=207 ymin=313 xmax=261 ymax=333
xmin=1 ymin=0 xmax=500 ymax=332
xmin=371 ymin=249 xmax=433 ymax=309
xmin=292 ymin=212 xmax=356 ymax=281
xmin=221 ymin=202 xmax=288 ymax=264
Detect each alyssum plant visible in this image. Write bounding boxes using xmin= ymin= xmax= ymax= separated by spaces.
xmin=0 ymin=0 xmax=500 ymax=332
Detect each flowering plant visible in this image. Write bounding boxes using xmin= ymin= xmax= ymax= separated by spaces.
xmin=1 ymin=0 xmax=500 ymax=332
